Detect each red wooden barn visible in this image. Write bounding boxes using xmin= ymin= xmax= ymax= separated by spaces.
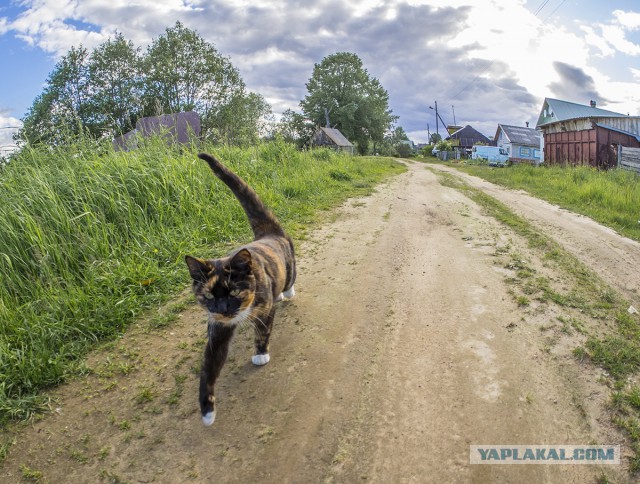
xmin=535 ymin=98 xmax=640 ymax=168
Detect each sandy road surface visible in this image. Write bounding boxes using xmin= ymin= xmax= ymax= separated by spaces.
xmin=428 ymin=163 xmax=640 ymax=308
xmin=2 ymin=161 xmax=634 ymax=483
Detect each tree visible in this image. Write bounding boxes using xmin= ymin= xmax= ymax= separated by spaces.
xmin=376 ymin=125 xmax=412 ymax=157
xmin=18 ymin=22 xmax=270 ymax=148
xmin=142 ymin=22 xmax=267 ymax=144
xmin=87 ymin=33 xmax=143 ymax=137
xmin=435 ymin=139 xmax=453 ymax=152
xmin=300 ymin=52 xmax=396 ymax=155
xmin=273 ymin=109 xmax=316 ymax=148
xmin=210 ymin=91 xmax=272 ymax=145
xmin=429 ymin=133 xmax=442 ymax=145
xmin=19 ymin=46 xmax=91 ymax=145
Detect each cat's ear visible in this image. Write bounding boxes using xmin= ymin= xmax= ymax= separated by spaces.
xmin=230 ymin=249 xmax=252 ymax=275
xmin=185 ymin=256 xmax=211 ymax=282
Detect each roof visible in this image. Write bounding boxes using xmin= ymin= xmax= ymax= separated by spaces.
xmin=496 ymin=124 xmax=540 ymax=147
xmin=536 ymin=98 xmax=626 ymax=128
xmin=318 ymin=127 xmax=353 ymax=147
xmin=446 ymin=125 xmax=490 ymax=146
xmin=594 ymin=123 xmax=640 ymax=142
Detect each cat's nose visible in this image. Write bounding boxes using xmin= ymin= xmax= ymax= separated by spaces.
xmin=218 ymin=299 xmax=228 ymax=314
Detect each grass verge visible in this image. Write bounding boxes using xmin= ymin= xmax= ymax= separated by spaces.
xmin=441 ymin=162 xmax=640 ymax=242
xmin=0 ymin=137 xmax=405 ymax=426
xmin=432 ymin=168 xmax=640 ymax=472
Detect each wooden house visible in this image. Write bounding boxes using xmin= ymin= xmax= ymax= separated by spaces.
xmin=312 ymin=127 xmax=354 ymax=154
xmin=535 ymin=98 xmax=640 ymax=168
xmin=494 ymin=124 xmax=541 ymax=164
xmin=113 ymin=111 xmax=201 ymax=152
xmin=446 ymin=125 xmax=491 ymax=152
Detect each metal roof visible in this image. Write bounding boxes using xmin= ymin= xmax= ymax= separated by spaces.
xmin=497 ymin=124 xmax=540 ymax=146
xmin=445 ymin=125 xmax=490 ymax=146
xmin=319 ymin=127 xmax=353 ymax=147
xmin=536 ymin=98 xmax=626 ymax=127
xmin=594 ymin=123 xmax=640 ymax=142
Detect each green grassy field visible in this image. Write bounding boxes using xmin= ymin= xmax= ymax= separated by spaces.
xmin=0 ymin=138 xmax=405 ymax=424
xmin=445 ymin=162 xmax=640 ymax=242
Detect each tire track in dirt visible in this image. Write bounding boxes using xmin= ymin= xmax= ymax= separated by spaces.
xmin=428 ymin=163 xmax=640 ymax=308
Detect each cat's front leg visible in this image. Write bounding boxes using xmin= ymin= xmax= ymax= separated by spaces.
xmin=199 ymin=323 xmax=235 ymax=426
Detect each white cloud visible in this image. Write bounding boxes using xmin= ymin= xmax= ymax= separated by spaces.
xmin=601 ymin=24 xmax=640 ymax=55
xmin=580 ymin=25 xmax=616 ymax=57
xmin=1 ymin=1 xmax=639 ymax=143
xmin=0 ymin=112 xmax=22 ymax=156
xmin=613 ymin=9 xmax=640 ymax=29
xmin=577 ymin=9 xmax=640 ymax=60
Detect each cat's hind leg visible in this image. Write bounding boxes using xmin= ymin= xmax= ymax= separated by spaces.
xmin=275 ymin=285 xmax=296 ymax=302
xmin=283 ymin=285 xmax=295 ymax=299
xmin=252 ymin=307 xmax=276 ymax=366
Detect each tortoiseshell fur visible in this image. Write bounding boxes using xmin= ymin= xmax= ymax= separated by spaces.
xmin=185 ymin=153 xmax=296 ymax=426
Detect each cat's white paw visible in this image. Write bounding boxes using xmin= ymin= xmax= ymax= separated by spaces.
xmin=252 ymin=353 xmax=270 ymax=366
xmin=275 ymin=286 xmax=295 ymax=302
xmin=202 ymin=411 xmax=216 ymax=426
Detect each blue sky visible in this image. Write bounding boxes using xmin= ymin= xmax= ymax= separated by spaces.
xmin=1 ymin=0 xmax=639 ymax=154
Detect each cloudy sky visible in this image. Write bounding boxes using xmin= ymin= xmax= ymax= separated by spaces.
xmin=1 ymin=0 xmax=639 ymax=154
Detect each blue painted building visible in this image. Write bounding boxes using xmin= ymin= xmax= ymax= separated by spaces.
xmin=494 ymin=124 xmax=541 ymax=164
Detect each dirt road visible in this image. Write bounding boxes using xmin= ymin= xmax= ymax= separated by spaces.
xmin=2 ymin=161 xmax=636 ymax=483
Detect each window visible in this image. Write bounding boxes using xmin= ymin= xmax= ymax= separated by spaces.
xmin=520 ymin=147 xmax=531 ymax=157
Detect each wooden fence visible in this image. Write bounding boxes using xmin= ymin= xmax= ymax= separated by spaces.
xmin=619 ymin=146 xmax=640 ymax=174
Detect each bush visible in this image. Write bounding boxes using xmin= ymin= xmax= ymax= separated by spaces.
xmin=421 ymin=145 xmax=434 ymax=157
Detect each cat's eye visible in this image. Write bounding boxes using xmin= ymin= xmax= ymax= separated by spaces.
xmin=229 ymin=289 xmax=241 ymax=297
xmin=204 ymin=293 xmax=214 ymax=300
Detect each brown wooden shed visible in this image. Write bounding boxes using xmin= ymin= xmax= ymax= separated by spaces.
xmin=312 ymin=127 xmax=354 ymax=154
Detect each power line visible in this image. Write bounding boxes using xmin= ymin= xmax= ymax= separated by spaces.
xmin=543 ymin=0 xmax=567 ymax=21
xmin=533 ymin=0 xmax=551 ymax=16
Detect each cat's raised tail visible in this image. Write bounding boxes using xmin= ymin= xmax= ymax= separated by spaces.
xmin=198 ymin=153 xmax=285 ymax=240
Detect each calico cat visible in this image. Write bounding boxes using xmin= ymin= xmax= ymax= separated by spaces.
xmin=185 ymin=153 xmax=296 ymax=426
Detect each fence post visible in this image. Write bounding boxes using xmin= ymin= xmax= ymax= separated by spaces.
xmin=617 ymin=144 xmax=622 ymax=169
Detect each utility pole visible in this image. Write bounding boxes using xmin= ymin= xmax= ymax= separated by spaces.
xmin=429 ymin=101 xmax=447 ymax=138
xmin=452 ymin=105 xmax=456 ymax=126
xmin=429 ymin=101 xmax=439 ymax=137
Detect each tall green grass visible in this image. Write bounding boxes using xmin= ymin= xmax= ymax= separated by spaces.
xmin=451 ymin=163 xmax=640 ymax=241
xmin=0 ymin=137 xmax=404 ymax=423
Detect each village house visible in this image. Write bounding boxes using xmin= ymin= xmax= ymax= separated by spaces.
xmin=535 ymin=98 xmax=640 ymax=168
xmin=113 ymin=111 xmax=201 ymax=152
xmin=312 ymin=127 xmax=355 ymax=154
xmin=445 ymin=125 xmax=491 ymax=153
xmin=494 ymin=124 xmax=541 ymax=164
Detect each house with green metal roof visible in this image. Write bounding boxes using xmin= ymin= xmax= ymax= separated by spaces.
xmin=535 ymin=98 xmax=640 ymax=168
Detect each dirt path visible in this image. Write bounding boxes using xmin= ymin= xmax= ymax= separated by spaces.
xmin=1 ymin=161 xmax=634 ymax=483
xmin=428 ymin=163 xmax=640 ymax=308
